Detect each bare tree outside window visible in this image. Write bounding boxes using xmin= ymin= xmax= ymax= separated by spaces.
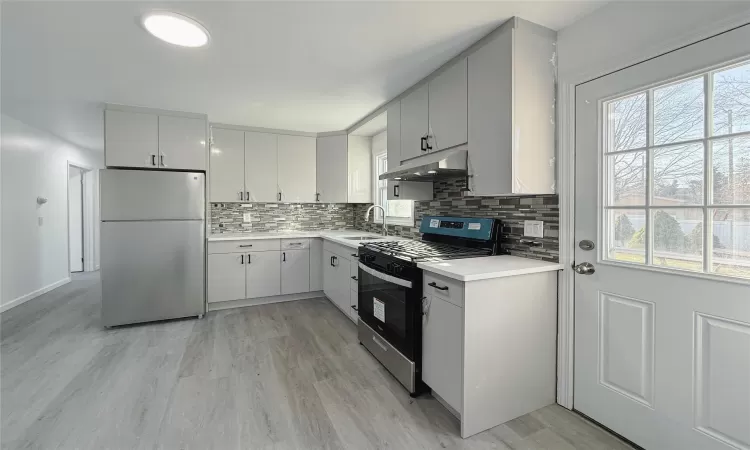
xmin=604 ymin=60 xmax=750 ymax=279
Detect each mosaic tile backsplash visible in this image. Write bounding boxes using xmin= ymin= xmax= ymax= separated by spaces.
xmin=211 ymin=203 xmax=354 ymax=233
xmin=354 ymin=178 xmax=560 ymax=263
xmin=211 ymin=177 xmax=559 ymax=263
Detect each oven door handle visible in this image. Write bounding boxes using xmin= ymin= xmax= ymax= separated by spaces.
xmin=358 ymin=263 xmax=413 ymax=288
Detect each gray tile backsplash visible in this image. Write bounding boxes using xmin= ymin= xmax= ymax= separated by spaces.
xmin=210 ymin=203 xmax=354 ymax=233
xmin=211 ymin=177 xmax=559 ymax=263
xmin=354 ymin=178 xmax=560 ymax=262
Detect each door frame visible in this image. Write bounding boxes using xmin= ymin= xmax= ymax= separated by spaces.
xmin=555 ymin=13 xmax=750 ymax=410
xmin=66 ymin=161 xmax=94 ymax=275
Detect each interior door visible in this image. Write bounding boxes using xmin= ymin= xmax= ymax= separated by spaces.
xmin=68 ymin=168 xmax=84 ymax=273
xmin=210 ymin=128 xmax=245 ymax=202
xmin=574 ymin=25 xmax=750 ymax=450
xmin=245 ymin=131 xmax=278 ymax=202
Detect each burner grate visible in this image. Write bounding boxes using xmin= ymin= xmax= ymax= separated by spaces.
xmin=363 ymin=240 xmax=492 ymax=262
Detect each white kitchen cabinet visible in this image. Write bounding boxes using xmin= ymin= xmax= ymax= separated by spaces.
xmin=423 ymin=293 xmax=463 ymax=413
xmin=467 ymin=19 xmax=556 ymax=195
xmin=245 ymin=131 xmax=278 ymax=202
xmin=323 ymin=249 xmax=352 ymax=317
xmin=309 ymin=238 xmax=324 ymax=291
xmin=428 ymin=58 xmax=468 ymax=152
xmin=209 ymin=128 xmax=245 ymax=202
xmin=246 ymin=251 xmax=281 ymax=299
xmin=277 ymin=135 xmax=316 ymax=202
xmin=281 ymin=249 xmax=310 ymax=295
xmin=347 ymin=136 xmax=372 ymax=203
xmin=158 ymin=115 xmax=207 ymax=171
xmin=105 ymin=109 xmax=158 ymax=168
xmin=207 ymin=253 xmax=246 ymax=303
xmin=386 ymin=102 xmax=433 ymax=201
xmin=400 ymin=84 xmax=429 ymax=161
xmin=316 ymin=134 xmax=348 ymax=203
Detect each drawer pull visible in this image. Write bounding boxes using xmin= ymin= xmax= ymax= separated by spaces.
xmin=238 ymin=244 xmax=253 ymax=248
xmin=351 ymin=276 xmax=358 ymax=281
xmin=351 ymin=253 xmax=359 ymax=257
xmin=428 ymin=282 xmax=448 ymax=291
xmin=288 ymin=242 xmax=303 ymax=246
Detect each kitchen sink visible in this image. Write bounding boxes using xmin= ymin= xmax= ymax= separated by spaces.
xmin=343 ymin=236 xmax=381 ymax=241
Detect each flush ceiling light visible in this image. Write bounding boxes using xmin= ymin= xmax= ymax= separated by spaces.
xmin=142 ymin=12 xmax=209 ymax=48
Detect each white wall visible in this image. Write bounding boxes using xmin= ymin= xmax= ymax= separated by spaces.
xmin=372 ymin=130 xmax=386 ymax=156
xmin=1 ymin=114 xmax=103 ymax=310
xmin=557 ymin=1 xmax=750 ymax=84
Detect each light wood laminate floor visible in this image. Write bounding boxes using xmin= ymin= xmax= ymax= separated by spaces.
xmin=1 ymin=272 xmax=634 ymax=450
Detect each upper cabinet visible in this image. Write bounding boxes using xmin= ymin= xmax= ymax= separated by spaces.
xmin=277 ymin=134 xmax=317 ymax=203
xmin=400 ymin=84 xmax=429 ymax=161
xmin=387 ymin=99 xmax=433 ymax=201
xmin=346 ymin=136 xmax=372 ymax=203
xmin=245 ymin=131 xmax=278 ymax=202
xmin=105 ymin=105 xmax=207 ymax=172
xmin=429 ymin=58 xmax=468 ymax=152
xmin=158 ymin=115 xmax=207 ymax=171
xmin=467 ymin=19 xmax=556 ymax=195
xmin=316 ymin=135 xmax=348 ymax=203
xmin=397 ymin=58 xmax=468 ymax=163
xmin=209 ymin=128 xmax=245 ymax=202
xmin=104 ymin=110 xmax=158 ymax=168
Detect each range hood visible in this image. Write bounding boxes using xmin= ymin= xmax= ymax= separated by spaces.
xmin=379 ymin=148 xmax=468 ymax=182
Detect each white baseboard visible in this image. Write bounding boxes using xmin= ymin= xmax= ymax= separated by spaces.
xmin=0 ymin=277 xmax=71 ymax=313
xmin=207 ymin=291 xmax=325 ymax=312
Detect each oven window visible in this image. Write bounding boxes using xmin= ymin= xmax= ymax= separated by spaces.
xmin=358 ymin=267 xmax=412 ymax=358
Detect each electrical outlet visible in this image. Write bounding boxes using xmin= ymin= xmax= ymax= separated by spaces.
xmin=243 ymin=212 xmax=252 ymax=223
xmin=524 ymin=220 xmax=544 ymax=238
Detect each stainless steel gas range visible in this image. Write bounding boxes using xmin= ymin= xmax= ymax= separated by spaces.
xmin=356 ymin=216 xmax=501 ymax=395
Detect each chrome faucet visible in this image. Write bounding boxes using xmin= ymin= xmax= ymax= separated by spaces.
xmin=364 ymin=205 xmax=388 ymax=236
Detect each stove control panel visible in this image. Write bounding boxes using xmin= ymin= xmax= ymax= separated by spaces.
xmin=419 ymin=216 xmax=496 ymax=241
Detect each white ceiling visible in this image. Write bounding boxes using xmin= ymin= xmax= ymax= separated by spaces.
xmin=351 ymin=112 xmax=387 ymax=137
xmin=1 ymin=1 xmax=605 ymax=151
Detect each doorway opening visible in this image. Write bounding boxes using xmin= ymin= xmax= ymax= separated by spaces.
xmin=68 ymin=163 xmax=94 ymax=274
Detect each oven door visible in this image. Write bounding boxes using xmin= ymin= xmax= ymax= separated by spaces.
xmin=357 ymin=262 xmax=416 ymax=360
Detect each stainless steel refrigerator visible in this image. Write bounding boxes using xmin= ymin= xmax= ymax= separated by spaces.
xmin=100 ymin=169 xmax=205 ymax=327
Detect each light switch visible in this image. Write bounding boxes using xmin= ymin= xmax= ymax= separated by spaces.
xmin=243 ymin=212 xmax=252 ymax=223
xmin=524 ymin=220 xmax=544 ymax=238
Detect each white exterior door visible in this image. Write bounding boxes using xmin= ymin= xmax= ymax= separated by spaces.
xmin=574 ymin=25 xmax=750 ymax=450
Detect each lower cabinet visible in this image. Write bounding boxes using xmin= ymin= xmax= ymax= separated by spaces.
xmin=422 ymin=293 xmax=463 ymax=413
xmin=208 ymin=253 xmax=246 ymax=303
xmin=246 ymin=251 xmax=281 ymax=299
xmin=309 ymin=238 xmax=324 ymax=291
xmin=323 ymin=249 xmax=353 ymax=317
xmin=281 ymin=249 xmax=310 ymax=295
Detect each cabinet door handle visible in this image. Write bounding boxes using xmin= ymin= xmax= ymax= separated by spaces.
xmin=351 ymin=305 xmax=358 ymax=311
xmin=247 ymin=254 xmax=251 ymax=263
xmin=151 ymin=154 xmax=157 ymax=166
xmin=282 ymin=252 xmax=286 ymax=262
xmin=331 ymin=256 xmax=337 ymax=267
xmin=160 ymin=154 xmax=166 ymax=167
xmin=238 ymin=191 xmax=243 ymax=200
xmin=240 ymin=255 xmax=244 ymax=264
xmin=351 ymin=276 xmax=358 ymax=281
xmin=245 ymin=191 xmax=250 ymax=201
xmin=425 ymin=135 xmax=433 ymax=151
xmin=420 ymin=136 xmax=427 ymax=152
xmin=316 ymin=193 xmax=320 ymax=202
xmin=393 ymin=185 xmax=399 ymax=198
xmin=277 ymin=192 xmax=282 ymax=202
xmin=351 ymin=253 xmax=359 ymax=258
xmin=330 ymin=256 xmax=334 ymax=266
xmin=428 ymin=282 xmax=448 ymax=291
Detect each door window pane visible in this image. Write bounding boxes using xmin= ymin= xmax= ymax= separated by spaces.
xmin=607 ymin=209 xmax=646 ymax=264
xmin=654 ymin=77 xmax=704 ymax=145
xmin=712 ymin=135 xmax=750 ymax=205
xmin=652 ymin=143 xmax=704 ymax=205
xmin=652 ymin=209 xmax=703 ymax=272
xmin=607 ymin=93 xmax=647 ymax=152
xmin=712 ymin=62 xmax=750 ymax=136
xmin=608 ymin=152 xmax=646 ymax=206
xmin=711 ymin=208 xmax=750 ymax=279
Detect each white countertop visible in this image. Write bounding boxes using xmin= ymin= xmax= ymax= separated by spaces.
xmin=208 ymin=230 xmax=407 ymax=249
xmin=417 ymin=255 xmax=563 ymax=282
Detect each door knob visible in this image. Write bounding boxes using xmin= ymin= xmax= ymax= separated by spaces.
xmin=572 ymin=262 xmax=595 ymax=275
